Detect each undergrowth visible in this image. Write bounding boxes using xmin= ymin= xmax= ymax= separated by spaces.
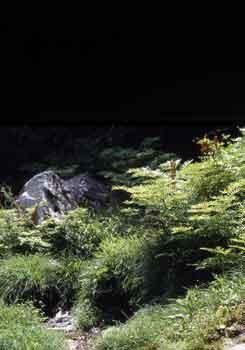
xmin=0 ymin=302 xmax=67 ymax=350
xmin=1 ymin=130 xmax=245 ymax=349
xmin=0 ymin=255 xmax=82 ymax=315
xmin=92 ymin=267 xmax=245 ymax=350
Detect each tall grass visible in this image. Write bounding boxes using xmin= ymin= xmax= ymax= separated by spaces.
xmin=0 ymin=254 xmax=82 ymax=314
xmin=73 ymin=236 xmax=145 ymax=329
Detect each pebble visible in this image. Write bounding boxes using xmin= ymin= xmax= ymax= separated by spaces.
xmin=227 ymin=345 xmax=245 ymax=350
xmin=45 ymin=310 xmax=75 ymax=332
xmin=45 ymin=309 xmax=101 ymax=350
xmin=224 ymin=335 xmax=245 ymax=350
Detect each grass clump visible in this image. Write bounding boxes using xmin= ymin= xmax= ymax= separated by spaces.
xmin=73 ymin=236 xmax=145 ymax=329
xmin=0 ymin=255 xmax=62 ymax=313
xmin=0 ymin=302 xmax=67 ymax=350
xmin=55 ymin=257 xmax=84 ymax=308
xmin=0 ymin=254 xmax=85 ymax=314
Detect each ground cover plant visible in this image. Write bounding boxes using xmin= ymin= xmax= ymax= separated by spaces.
xmin=0 ymin=303 xmax=67 ymax=350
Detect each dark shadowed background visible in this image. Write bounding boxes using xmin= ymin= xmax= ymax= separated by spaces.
xmin=1 ymin=21 xmax=245 ymax=191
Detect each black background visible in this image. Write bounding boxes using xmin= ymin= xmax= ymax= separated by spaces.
xmin=0 ymin=18 xmax=245 ymax=188
xmin=1 ymin=19 xmax=244 ymax=123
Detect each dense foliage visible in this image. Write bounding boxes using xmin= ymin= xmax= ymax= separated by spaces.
xmin=2 ymin=130 xmax=245 ymax=349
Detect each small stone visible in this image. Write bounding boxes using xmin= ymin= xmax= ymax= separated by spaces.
xmin=229 ymin=345 xmax=245 ymax=350
xmin=45 ymin=310 xmax=75 ymax=332
xmin=224 ymin=336 xmax=245 ymax=350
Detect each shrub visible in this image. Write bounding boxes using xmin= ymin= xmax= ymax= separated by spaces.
xmin=0 ymin=207 xmax=126 ymax=258
xmin=73 ymin=297 xmax=102 ymax=331
xmin=41 ymin=207 xmax=141 ymax=259
xmin=0 ymin=302 xmax=67 ymax=350
xmin=116 ymin=134 xmax=245 ymax=292
xmin=42 ymin=208 xmax=119 ymax=258
xmin=180 ymin=157 xmax=236 ymax=202
xmin=0 ymin=208 xmax=51 ymax=257
xmin=3 ymin=130 xmax=245 ymax=349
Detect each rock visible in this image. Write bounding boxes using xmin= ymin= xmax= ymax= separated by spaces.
xmin=45 ymin=309 xmax=99 ymax=350
xmin=46 ymin=309 xmax=75 ymax=332
xmin=225 ymin=345 xmax=245 ymax=350
xmin=65 ymin=174 xmax=110 ymax=210
xmin=224 ymin=334 xmax=245 ymax=350
xmin=15 ymin=170 xmax=111 ymax=224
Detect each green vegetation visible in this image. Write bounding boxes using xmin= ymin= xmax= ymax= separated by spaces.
xmin=0 ymin=303 xmax=66 ymax=350
xmin=92 ymin=268 xmax=245 ymax=350
xmin=2 ymin=131 xmax=245 ymax=349
xmin=0 ymin=254 xmax=84 ymax=313
xmin=0 ymin=255 xmax=60 ymax=307
xmin=72 ymin=236 xmax=146 ymax=329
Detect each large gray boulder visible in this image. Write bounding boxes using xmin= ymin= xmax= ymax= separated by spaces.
xmin=15 ymin=171 xmax=111 ymax=224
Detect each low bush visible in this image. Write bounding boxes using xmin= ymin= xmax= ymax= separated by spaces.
xmin=0 ymin=207 xmax=129 ymax=259
xmin=73 ymin=297 xmax=102 ymax=331
xmin=41 ymin=208 xmax=129 ymax=259
xmin=0 ymin=303 xmax=67 ymax=350
xmin=0 ymin=208 xmax=51 ymax=257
